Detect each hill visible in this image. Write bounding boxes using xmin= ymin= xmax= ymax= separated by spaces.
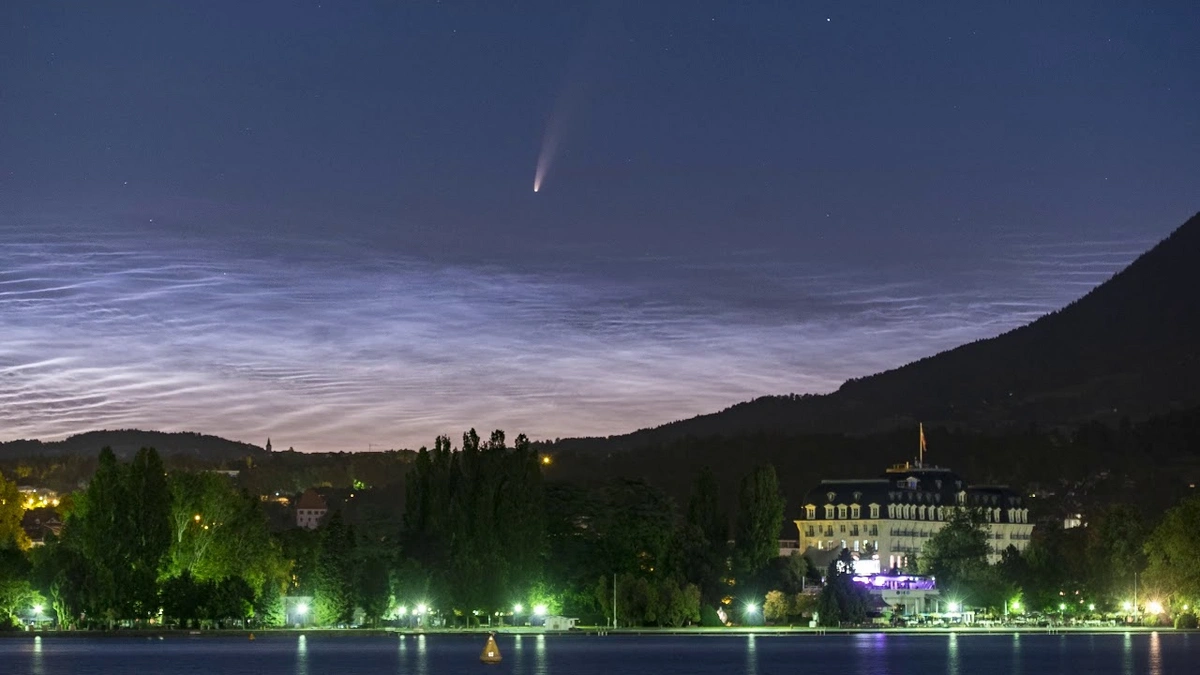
xmin=551 ymin=211 xmax=1200 ymax=452
xmin=0 ymin=429 xmax=267 ymax=462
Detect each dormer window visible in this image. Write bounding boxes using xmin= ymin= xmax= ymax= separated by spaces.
xmin=907 ymin=477 xmax=919 ymax=490
xmin=888 ymin=504 xmax=896 ymax=518
xmin=827 ymin=491 xmax=837 ymax=502
xmin=851 ymin=505 xmax=861 ymax=519
xmin=870 ymin=504 xmax=879 ymax=518
xmin=853 ymin=491 xmax=863 ymax=501
xmin=957 ymin=492 xmax=966 ymax=506
xmin=825 ymin=505 xmax=834 ymax=519
xmin=805 ymin=505 xmax=816 ymax=520
xmin=837 ymin=505 xmax=848 ymax=519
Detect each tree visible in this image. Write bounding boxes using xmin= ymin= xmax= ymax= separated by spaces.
xmin=732 ymin=465 xmax=785 ymax=584
xmin=0 ymin=471 xmax=31 ymax=550
xmin=313 ymin=511 xmax=356 ymax=626
xmin=682 ymin=466 xmax=728 ymax=605
xmin=816 ymin=549 xmax=869 ymax=626
xmin=1144 ymin=495 xmax=1200 ymax=602
xmin=919 ymin=508 xmax=992 ymax=607
xmin=357 ymin=552 xmax=392 ymax=627
xmin=763 ymin=589 xmax=789 ymax=623
xmin=126 ymin=448 xmax=171 ymax=620
xmin=0 ymin=545 xmax=41 ymax=627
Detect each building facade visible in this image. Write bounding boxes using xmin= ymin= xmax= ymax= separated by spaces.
xmin=796 ymin=462 xmax=1033 ymax=569
xmin=295 ymin=488 xmax=328 ymax=530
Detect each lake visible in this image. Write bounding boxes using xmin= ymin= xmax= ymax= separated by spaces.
xmin=2 ymin=631 xmax=1194 ymax=674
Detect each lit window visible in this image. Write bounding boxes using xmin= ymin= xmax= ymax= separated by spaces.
xmin=805 ymin=505 xmax=816 ymax=520
xmin=851 ymin=505 xmax=861 ymax=519
xmin=870 ymin=504 xmax=880 ymax=519
xmin=837 ymin=505 xmax=847 ymax=519
xmin=825 ymin=505 xmax=834 ymax=519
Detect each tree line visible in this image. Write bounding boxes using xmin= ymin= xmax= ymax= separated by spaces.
xmin=0 ymin=431 xmax=801 ymax=630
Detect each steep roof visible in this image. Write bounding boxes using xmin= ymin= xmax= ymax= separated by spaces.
xmin=296 ymin=488 xmax=327 ymax=510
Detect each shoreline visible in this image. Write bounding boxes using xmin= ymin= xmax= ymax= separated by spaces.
xmin=3 ymin=626 xmax=1189 ymax=639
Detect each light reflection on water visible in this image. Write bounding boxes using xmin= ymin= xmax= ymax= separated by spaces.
xmin=745 ymin=634 xmax=757 ymax=675
xmin=1149 ymin=631 xmax=1161 ymax=675
xmin=947 ymin=632 xmax=959 ymax=675
xmin=1011 ymin=633 xmax=1021 ymax=675
xmin=9 ymin=631 xmax=1200 ymax=674
xmin=295 ymin=635 xmax=306 ymax=675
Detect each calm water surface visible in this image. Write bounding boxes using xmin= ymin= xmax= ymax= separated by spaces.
xmin=2 ymin=632 xmax=1194 ymax=674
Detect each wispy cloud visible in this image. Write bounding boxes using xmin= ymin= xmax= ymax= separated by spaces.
xmin=0 ymin=220 xmax=1152 ymax=451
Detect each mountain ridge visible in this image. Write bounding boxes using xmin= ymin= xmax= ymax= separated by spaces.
xmin=548 ymin=211 xmax=1200 ymax=452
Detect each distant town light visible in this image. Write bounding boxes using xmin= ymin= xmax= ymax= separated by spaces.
xmin=398 ymin=606 xmax=408 ymax=616
xmin=416 ymin=603 xmax=428 ymax=615
xmin=1058 ymin=603 xmax=1066 ymax=611
xmin=1122 ymin=601 xmax=1133 ymax=612
xmin=33 ymin=604 xmax=43 ymax=615
xmin=534 ymin=604 xmax=548 ymax=617
xmin=1088 ymin=603 xmax=1096 ymax=611
xmin=541 ymin=456 xmax=552 ymax=465
xmin=193 ymin=514 xmax=201 ymax=522
xmin=514 ymin=604 xmax=523 ymax=613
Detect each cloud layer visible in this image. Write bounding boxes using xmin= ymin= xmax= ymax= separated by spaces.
xmin=0 ymin=221 xmax=1152 ymax=451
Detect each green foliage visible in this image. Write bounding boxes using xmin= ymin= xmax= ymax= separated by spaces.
xmin=816 ymin=549 xmax=870 ymax=627
xmin=700 ymin=604 xmax=724 ymax=627
xmin=403 ymin=431 xmax=546 ymax=618
xmin=356 ymin=553 xmax=392 ymax=627
xmin=1175 ymin=612 xmax=1198 ymax=629
xmin=919 ymin=508 xmax=994 ymax=608
xmin=763 ymin=590 xmax=789 ymax=623
xmin=313 ymin=511 xmax=356 ymax=626
xmin=1144 ymin=495 xmax=1200 ymax=601
xmin=0 ymin=471 xmax=31 ymax=549
xmin=682 ymin=467 xmax=728 ymax=604
xmin=732 ymin=464 xmax=785 ymax=584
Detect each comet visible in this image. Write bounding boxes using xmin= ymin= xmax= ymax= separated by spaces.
xmin=532 ymin=112 xmax=563 ymax=193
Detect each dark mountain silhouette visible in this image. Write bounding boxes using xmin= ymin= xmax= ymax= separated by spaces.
xmin=0 ymin=429 xmax=266 ymax=462
xmin=552 ymin=211 xmax=1200 ymax=452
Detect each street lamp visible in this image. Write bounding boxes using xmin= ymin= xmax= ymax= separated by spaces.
xmin=1146 ymin=601 xmax=1163 ymax=615
xmin=534 ymin=604 xmax=547 ymax=617
xmin=416 ymin=603 xmax=428 ymax=616
xmin=947 ymin=601 xmax=960 ymax=614
xmin=513 ymin=604 xmax=523 ymax=614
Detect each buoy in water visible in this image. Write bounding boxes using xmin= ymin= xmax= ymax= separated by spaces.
xmin=480 ymin=633 xmax=502 ymax=664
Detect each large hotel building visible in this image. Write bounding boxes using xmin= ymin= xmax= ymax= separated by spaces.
xmin=796 ymin=461 xmax=1034 ymax=570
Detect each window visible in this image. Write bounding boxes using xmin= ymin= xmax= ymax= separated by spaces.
xmin=937 ymin=506 xmax=944 ymax=521
xmin=851 ymin=505 xmax=861 ymax=519
xmin=850 ymin=525 xmax=859 ymax=536
xmin=853 ymin=491 xmax=862 ymax=501
xmin=870 ymin=504 xmax=880 ymax=519
xmin=806 ymin=526 xmax=815 ymax=537
xmin=869 ymin=525 xmax=879 ymax=536
xmin=919 ymin=505 xmax=927 ymax=520
xmin=957 ymin=492 xmax=967 ymax=506
xmin=888 ymin=504 xmax=896 ymax=518
xmin=838 ymin=505 xmax=847 ymax=519
xmin=805 ymin=505 xmax=816 ymax=520
xmin=839 ymin=524 xmax=847 ymax=534
xmin=827 ymin=491 xmax=837 ymax=502
xmin=825 ymin=505 xmax=834 ymax=519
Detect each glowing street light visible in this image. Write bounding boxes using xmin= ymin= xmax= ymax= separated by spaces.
xmin=1146 ymin=600 xmax=1164 ymax=615
xmin=745 ymin=602 xmax=758 ymax=614
xmin=1088 ymin=603 xmax=1096 ymax=612
xmin=193 ymin=514 xmax=202 ymax=522
xmin=513 ymin=604 xmax=523 ymax=614
xmin=297 ymin=603 xmax=309 ymax=615
xmin=534 ymin=604 xmax=548 ymax=617
xmin=416 ymin=603 xmax=428 ymax=616
xmin=1010 ymin=600 xmax=1021 ymax=612
xmin=947 ymin=601 xmax=961 ymax=613
xmin=1122 ymin=601 xmax=1133 ymax=612
xmin=397 ymin=606 xmax=408 ymax=616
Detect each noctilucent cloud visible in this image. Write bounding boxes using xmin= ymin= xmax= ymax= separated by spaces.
xmin=2 ymin=1 xmax=1198 ymax=451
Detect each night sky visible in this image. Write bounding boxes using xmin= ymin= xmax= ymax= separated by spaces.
xmin=2 ymin=1 xmax=1198 ymax=451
